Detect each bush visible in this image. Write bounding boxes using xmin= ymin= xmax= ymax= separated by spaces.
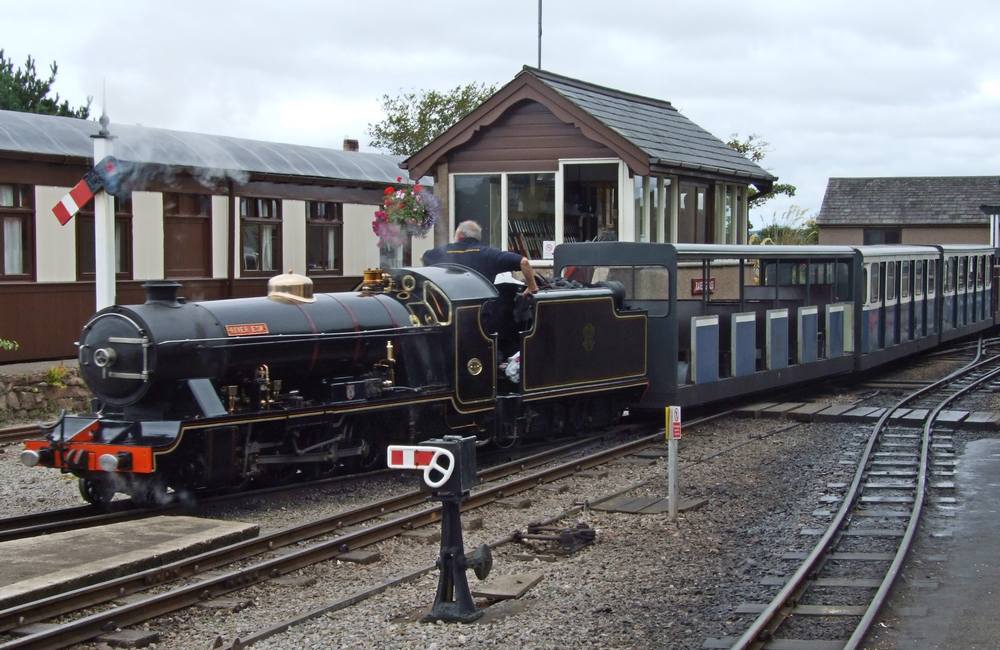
xmin=0 ymin=338 xmax=18 ymax=352
xmin=43 ymin=363 xmax=68 ymax=387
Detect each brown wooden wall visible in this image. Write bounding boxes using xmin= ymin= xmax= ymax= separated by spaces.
xmin=0 ymin=276 xmax=361 ymax=363
xmin=447 ymin=100 xmax=617 ymax=173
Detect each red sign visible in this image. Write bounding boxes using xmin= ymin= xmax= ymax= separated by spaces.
xmin=225 ymin=323 xmax=269 ymax=336
xmin=672 ymin=419 xmax=682 ymax=439
xmin=665 ymin=406 xmax=682 ymax=440
xmin=691 ymin=277 xmax=716 ymax=296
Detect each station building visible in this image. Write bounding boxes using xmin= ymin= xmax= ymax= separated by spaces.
xmin=817 ymin=176 xmax=1000 ymax=246
xmin=403 ymin=67 xmax=777 ymax=261
xmin=0 ymin=109 xmax=431 ymax=362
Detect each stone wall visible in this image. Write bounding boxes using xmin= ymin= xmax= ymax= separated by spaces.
xmin=0 ymin=366 xmax=92 ymax=425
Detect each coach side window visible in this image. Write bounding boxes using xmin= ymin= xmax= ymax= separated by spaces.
xmin=869 ymin=264 xmax=880 ymax=304
xmin=901 ymin=261 xmax=910 ymax=299
xmin=958 ymin=258 xmax=966 ymax=291
xmin=928 ymin=260 xmax=936 ymax=296
xmin=977 ymin=256 xmax=985 ymax=288
xmin=863 ymin=268 xmax=869 ymax=303
xmin=0 ymin=183 xmax=31 ymax=278
xmin=915 ymin=261 xmax=923 ymax=297
xmin=886 ymin=262 xmax=896 ymax=301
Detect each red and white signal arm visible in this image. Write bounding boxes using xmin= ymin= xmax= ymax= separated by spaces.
xmin=386 ymin=445 xmax=455 ymax=489
xmin=666 ymin=406 xmax=682 ymax=440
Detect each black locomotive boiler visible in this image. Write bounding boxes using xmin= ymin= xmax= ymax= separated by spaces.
xmin=22 ymin=265 xmax=648 ymax=504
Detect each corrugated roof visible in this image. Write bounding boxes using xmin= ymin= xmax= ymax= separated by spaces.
xmin=527 ymin=68 xmax=776 ymax=182
xmin=0 ymin=109 xmax=413 ymax=186
xmin=817 ymin=176 xmax=1000 ymax=226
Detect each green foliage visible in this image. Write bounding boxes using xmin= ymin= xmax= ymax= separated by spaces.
xmin=0 ymin=49 xmax=91 ymax=118
xmin=43 ymin=363 xmax=68 ymax=387
xmin=750 ymin=206 xmax=818 ymax=245
xmin=368 ymin=83 xmax=497 ymax=156
xmin=726 ymin=133 xmax=796 ymax=210
xmin=0 ymin=338 xmax=17 ymax=352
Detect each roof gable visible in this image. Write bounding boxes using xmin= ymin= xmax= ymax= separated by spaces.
xmin=817 ymin=176 xmax=1000 ymax=226
xmin=404 ymin=67 xmax=775 ymax=186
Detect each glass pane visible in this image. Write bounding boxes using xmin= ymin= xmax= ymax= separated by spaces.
xmin=261 ymin=224 xmax=276 ymax=271
xmin=563 ymin=164 xmax=617 ymax=244
xmin=453 ymin=175 xmax=501 ymax=248
xmin=242 ymin=224 xmax=260 ymax=270
xmin=0 ymin=185 xmax=12 ymax=207
xmin=114 ymin=222 xmax=124 ymax=273
xmin=507 ymin=173 xmax=555 ymax=259
xmin=3 ymin=217 xmax=23 ymax=274
xmin=901 ymin=261 xmax=909 ymax=298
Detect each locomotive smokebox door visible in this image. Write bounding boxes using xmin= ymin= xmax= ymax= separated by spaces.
xmin=421 ymin=435 xmax=478 ymax=498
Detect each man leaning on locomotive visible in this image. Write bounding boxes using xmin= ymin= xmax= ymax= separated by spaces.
xmin=421 ymin=220 xmax=539 ymax=293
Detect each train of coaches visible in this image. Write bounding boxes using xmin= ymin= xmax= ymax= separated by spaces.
xmin=19 ymin=242 xmax=997 ymax=505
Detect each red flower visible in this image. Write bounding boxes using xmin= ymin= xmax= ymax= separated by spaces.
xmin=383 ymin=186 xmax=394 ymax=195
xmin=396 ymin=176 xmax=402 ymax=183
xmin=414 ymin=183 xmax=423 ymax=193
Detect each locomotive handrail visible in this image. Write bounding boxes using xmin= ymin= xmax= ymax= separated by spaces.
xmin=154 ymin=324 xmax=445 ymax=348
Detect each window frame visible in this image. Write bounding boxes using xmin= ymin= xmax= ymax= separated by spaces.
xmin=239 ymin=197 xmax=283 ymax=276
xmin=0 ymin=183 xmax=34 ymax=280
xmin=163 ymin=192 xmax=213 ymax=279
xmin=306 ymin=201 xmax=344 ymax=276
xmin=75 ymin=195 xmax=133 ymax=281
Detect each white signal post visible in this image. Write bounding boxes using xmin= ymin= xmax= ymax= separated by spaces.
xmin=666 ymin=406 xmax=681 ymax=521
xmin=91 ymin=114 xmax=116 ymax=310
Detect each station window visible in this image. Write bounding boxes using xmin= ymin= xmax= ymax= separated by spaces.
xmin=240 ymin=197 xmax=281 ymax=274
xmin=507 ymin=173 xmax=555 ymax=260
xmin=0 ymin=183 xmax=32 ymax=278
xmin=886 ymin=262 xmax=896 ymax=301
xmin=163 ymin=193 xmax=212 ymax=278
xmin=564 ymin=163 xmax=619 ymax=245
xmin=77 ymin=194 xmax=132 ymax=279
xmin=306 ymin=201 xmax=343 ymax=275
xmin=901 ymin=261 xmax=910 ymax=299
xmin=454 ymin=175 xmax=502 ymax=248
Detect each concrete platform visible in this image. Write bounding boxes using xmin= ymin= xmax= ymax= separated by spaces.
xmin=0 ymin=515 xmax=258 ymax=609
xmin=740 ymin=401 xmax=1000 ymax=431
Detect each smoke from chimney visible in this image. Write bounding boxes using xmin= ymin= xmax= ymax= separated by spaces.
xmin=343 ymin=138 xmax=359 ymax=152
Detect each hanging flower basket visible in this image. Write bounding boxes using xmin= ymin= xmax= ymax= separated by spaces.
xmin=372 ymin=177 xmax=440 ymax=251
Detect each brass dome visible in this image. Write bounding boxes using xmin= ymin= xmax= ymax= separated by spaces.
xmin=267 ymin=269 xmax=315 ymax=303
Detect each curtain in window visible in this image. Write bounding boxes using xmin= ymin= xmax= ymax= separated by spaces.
xmin=326 ymin=229 xmax=336 ymax=269
xmin=262 ymin=224 xmax=274 ymax=271
xmin=114 ymin=222 xmax=124 ymax=273
xmin=0 ymin=185 xmax=13 ymax=208
xmin=3 ymin=217 xmax=22 ymax=274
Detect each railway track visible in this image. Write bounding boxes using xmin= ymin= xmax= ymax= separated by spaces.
xmin=713 ymin=338 xmax=1000 ymax=650
xmin=0 ymin=419 xmax=691 ymax=649
xmin=0 ymin=424 xmax=41 ymax=446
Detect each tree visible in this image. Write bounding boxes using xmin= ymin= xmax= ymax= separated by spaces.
xmin=726 ymin=133 xmax=796 ymax=210
xmin=0 ymin=49 xmax=91 ymax=118
xmin=368 ymin=83 xmax=497 ymax=156
xmin=749 ymin=206 xmax=817 ymax=245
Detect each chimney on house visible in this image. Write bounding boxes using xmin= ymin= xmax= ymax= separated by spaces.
xmin=343 ymin=138 xmax=359 ymax=152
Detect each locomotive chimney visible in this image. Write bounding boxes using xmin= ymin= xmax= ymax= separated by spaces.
xmin=342 ymin=138 xmax=359 ymax=152
xmin=143 ymin=281 xmax=182 ymax=306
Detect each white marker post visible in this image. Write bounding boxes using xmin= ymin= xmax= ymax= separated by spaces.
xmin=91 ymin=116 xmax=116 ymax=310
xmin=666 ymin=406 xmax=681 ymax=521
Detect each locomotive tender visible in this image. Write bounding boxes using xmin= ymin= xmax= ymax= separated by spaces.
xmin=21 ymin=241 xmax=997 ymax=505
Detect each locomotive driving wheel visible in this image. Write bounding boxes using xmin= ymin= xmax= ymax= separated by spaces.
xmin=78 ymin=476 xmax=116 ymax=506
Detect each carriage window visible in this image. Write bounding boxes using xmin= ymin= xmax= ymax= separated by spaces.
xmin=977 ymin=256 xmax=985 ymax=288
xmin=560 ymin=264 xmax=670 ymax=317
xmin=928 ymin=260 xmax=936 ymax=296
xmin=958 ymin=258 xmax=966 ymax=291
xmin=863 ymin=268 xmax=868 ymax=303
xmin=887 ymin=262 xmax=896 ymax=301
xmin=967 ymin=257 xmax=976 ymax=290
xmin=870 ymin=264 xmax=880 ymax=304
xmin=901 ymin=261 xmax=910 ymax=299
xmin=915 ymin=261 xmax=923 ymax=297
xmin=987 ymin=257 xmax=992 ymax=288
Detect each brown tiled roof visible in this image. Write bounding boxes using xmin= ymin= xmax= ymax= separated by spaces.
xmin=817 ymin=176 xmax=1000 ymax=226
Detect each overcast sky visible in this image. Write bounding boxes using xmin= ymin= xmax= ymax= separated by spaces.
xmin=5 ymin=0 xmax=999 ymax=226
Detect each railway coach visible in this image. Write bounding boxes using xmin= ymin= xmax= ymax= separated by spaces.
xmin=555 ymin=242 xmax=997 ymax=409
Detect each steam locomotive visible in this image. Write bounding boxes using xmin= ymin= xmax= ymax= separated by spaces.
xmin=21 ymin=264 xmax=647 ymax=505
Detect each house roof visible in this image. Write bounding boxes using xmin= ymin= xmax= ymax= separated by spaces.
xmin=0 ymin=109 xmax=412 ymax=186
xmin=817 ymin=176 xmax=1000 ymax=226
xmin=403 ymin=67 xmax=776 ymax=187
xmin=528 ymin=68 xmax=775 ymax=182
